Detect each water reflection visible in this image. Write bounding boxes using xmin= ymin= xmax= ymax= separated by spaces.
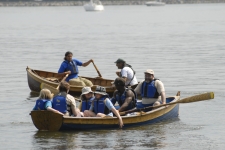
xmin=33 ymin=131 xmax=79 ymax=150
xmin=32 ymin=120 xmax=179 ymax=149
xmin=27 ymin=91 xmax=39 ymax=100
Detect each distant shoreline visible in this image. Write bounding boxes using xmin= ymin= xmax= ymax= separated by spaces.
xmin=0 ymin=0 xmax=225 ymax=7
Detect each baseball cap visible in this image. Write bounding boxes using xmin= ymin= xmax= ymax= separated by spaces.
xmin=114 ymin=58 xmax=126 ymax=63
xmin=144 ymin=69 xmax=154 ymax=75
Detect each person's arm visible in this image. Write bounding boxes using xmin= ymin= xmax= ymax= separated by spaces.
xmin=47 ymin=107 xmax=64 ymax=115
xmin=116 ymin=70 xmax=121 ymax=77
xmin=89 ymin=101 xmax=94 ymax=111
xmin=155 ymin=80 xmax=166 ymax=104
xmin=111 ymin=108 xmax=123 ymax=128
xmin=105 ymin=99 xmax=123 ymax=128
xmin=110 ymin=91 xmax=117 ymax=105
xmin=120 ymin=68 xmax=127 ymax=82
xmin=161 ymin=91 xmax=166 ymax=104
xmin=118 ymin=90 xmax=134 ymax=112
xmin=82 ymin=59 xmax=93 ymax=67
xmin=45 ymin=101 xmax=64 ymax=115
xmin=134 ymin=81 xmax=143 ymax=95
xmin=122 ymin=77 xmax=127 ymax=83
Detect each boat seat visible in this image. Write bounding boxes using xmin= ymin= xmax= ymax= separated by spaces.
xmin=44 ymin=77 xmax=59 ymax=83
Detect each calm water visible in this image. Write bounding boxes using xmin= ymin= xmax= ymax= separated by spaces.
xmin=0 ymin=3 xmax=225 ymax=149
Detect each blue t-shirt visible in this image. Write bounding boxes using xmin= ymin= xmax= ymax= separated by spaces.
xmin=58 ymin=58 xmax=83 ymax=82
xmin=33 ymin=100 xmax=52 ymax=110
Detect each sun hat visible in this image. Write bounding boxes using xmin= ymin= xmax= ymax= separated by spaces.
xmin=81 ymin=87 xmax=93 ymax=96
xmin=94 ymin=86 xmax=107 ymax=95
xmin=144 ymin=69 xmax=154 ymax=75
xmin=114 ymin=58 xmax=126 ymax=63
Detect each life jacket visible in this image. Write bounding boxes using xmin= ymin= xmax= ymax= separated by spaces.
xmin=64 ymin=59 xmax=79 ymax=74
xmin=93 ymin=95 xmax=110 ymax=114
xmin=141 ymin=79 xmax=160 ymax=98
xmin=52 ymin=92 xmax=68 ymax=113
xmin=34 ymin=99 xmax=48 ymax=110
xmin=81 ymin=97 xmax=95 ymax=112
xmin=115 ymin=88 xmax=137 ymax=111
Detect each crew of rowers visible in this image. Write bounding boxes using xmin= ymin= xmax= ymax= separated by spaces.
xmin=33 ymin=51 xmax=166 ymax=128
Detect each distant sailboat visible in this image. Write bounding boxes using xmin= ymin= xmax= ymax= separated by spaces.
xmin=146 ymin=0 xmax=165 ymax=6
xmin=84 ymin=0 xmax=104 ymax=11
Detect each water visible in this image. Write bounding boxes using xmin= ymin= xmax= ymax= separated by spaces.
xmin=0 ymin=3 xmax=225 ymax=149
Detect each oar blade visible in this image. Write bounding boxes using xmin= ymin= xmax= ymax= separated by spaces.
xmin=40 ymin=83 xmax=59 ymax=96
xmin=179 ymin=92 xmax=214 ymax=103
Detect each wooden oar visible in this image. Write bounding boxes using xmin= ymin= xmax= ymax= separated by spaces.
xmin=92 ymin=61 xmax=102 ymax=78
xmin=119 ymin=92 xmax=214 ymax=116
xmin=56 ymin=74 xmax=69 ymax=89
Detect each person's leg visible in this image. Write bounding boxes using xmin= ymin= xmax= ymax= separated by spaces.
xmin=80 ymin=77 xmax=93 ymax=87
xmin=69 ymin=78 xmax=86 ymax=86
xmin=84 ymin=110 xmax=96 ymax=117
xmin=96 ymin=113 xmax=106 ymax=117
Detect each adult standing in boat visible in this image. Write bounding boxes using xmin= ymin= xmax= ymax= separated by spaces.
xmin=134 ymin=69 xmax=166 ymax=108
xmin=52 ymin=81 xmax=83 ymax=117
xmin=58 ymin=51 xmax=93 ymax=86
xmin=111 ymin=77 xmax=137 ymax=112
xmin=83 ymin=86 xmax=123 ymax=128
xmin=114 ymin=58 xmax=138 ymax=89
xmin=33 ymin=89 xmax=64 ymax=115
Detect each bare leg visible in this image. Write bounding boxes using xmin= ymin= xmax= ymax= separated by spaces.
xmin=84 ymin=110 xmax=96 ymax=117
xmin=96 ymin=113 xmax=106 ymax=117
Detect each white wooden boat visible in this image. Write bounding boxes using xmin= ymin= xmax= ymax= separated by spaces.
xmin=146 ymin=0 xmax=165 ymax=6
xmin=84 ymin=0 xmax=104 ymax=11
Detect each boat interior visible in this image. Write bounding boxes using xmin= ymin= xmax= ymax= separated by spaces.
xmin=30 ymin=68 xmax=113 ymax=87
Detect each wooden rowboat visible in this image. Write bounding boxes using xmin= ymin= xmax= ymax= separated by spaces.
xmin=30 ymin=95 xmax=180 ymax=131
xmin=26 ymin=66 xmax=116 ymax=96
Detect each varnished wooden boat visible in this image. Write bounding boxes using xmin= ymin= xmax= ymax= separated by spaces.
xmin=30 ymin=95 xmax=180 ymax=131
xmin=26 ymin=66 xmax=116 ymax=96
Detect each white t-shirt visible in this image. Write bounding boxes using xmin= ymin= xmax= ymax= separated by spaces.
xmin=121 ymin=67 xmax=138 ymax=86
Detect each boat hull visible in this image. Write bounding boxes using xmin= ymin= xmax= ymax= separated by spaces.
xmin=62 ymin=103 xmax=179 ymax=130
xmin=30 ymin=96 xmax=180 ymax=131
xmin=84 ymin=4 xmax=104 ymax=11
xmin=26 ymin=67 xmax=115 ymax=96
xmin=146 ymin=2 xmax=165 ymax=6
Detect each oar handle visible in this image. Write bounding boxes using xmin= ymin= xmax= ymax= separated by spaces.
xmin=119 ymin=92 xmax=214 ymax=115
xmin=153 ymin=92 xmax=214 ymax=108
xmin=92 ymin=61 xmax=102 ymax=78
xmin=56 ymin=74 xmax=69 ymax=90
